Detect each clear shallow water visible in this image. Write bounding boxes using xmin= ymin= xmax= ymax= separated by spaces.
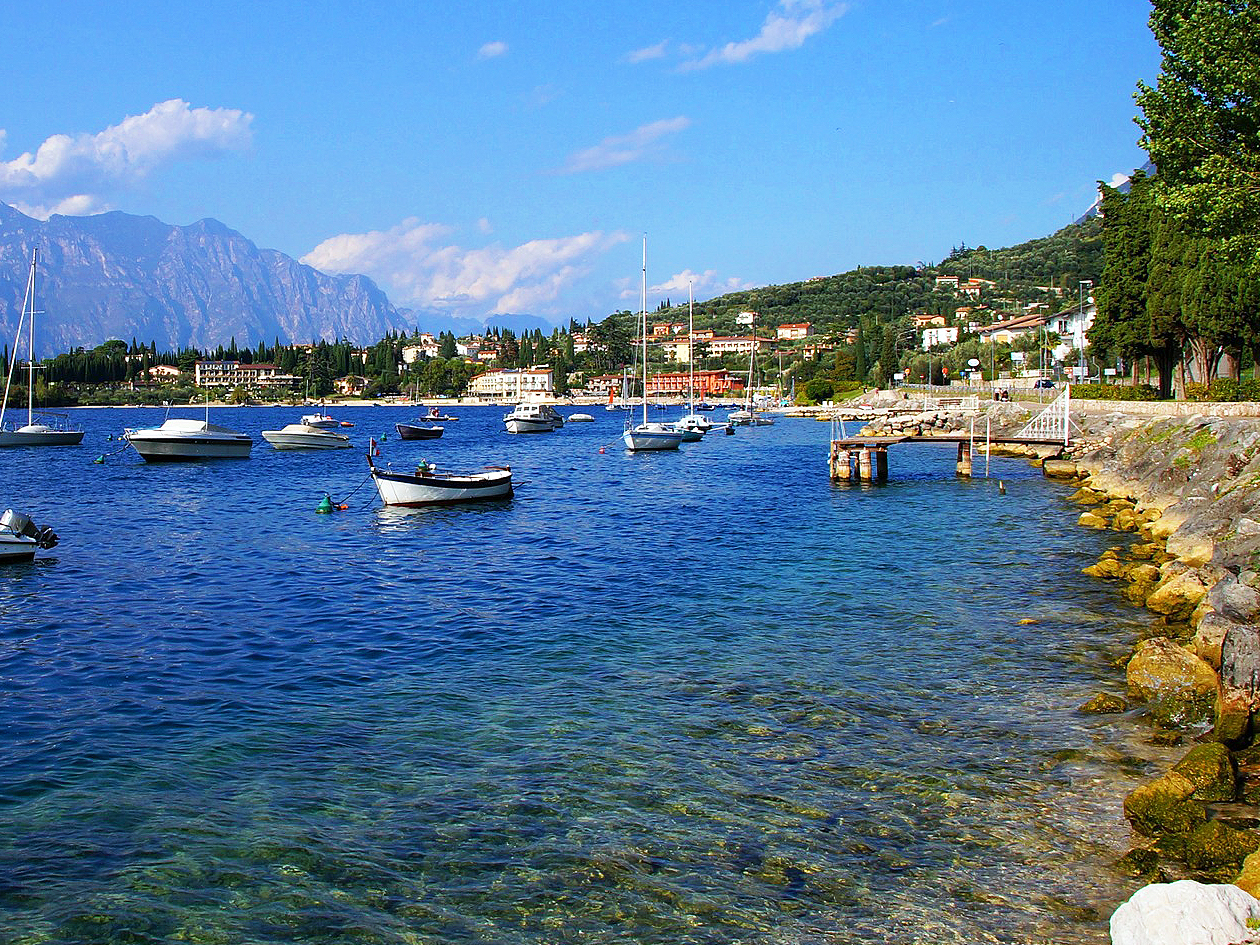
xmin=0 ymin=405 xmax=1164 ymax=944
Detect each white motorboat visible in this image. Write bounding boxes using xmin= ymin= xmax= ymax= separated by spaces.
xmin=301 ymin=412 xmax=352 ymax=429
xmin=125 ymin=416 xmax=253 ymax=461
xmin=0 ymin=249 xmax=84 ymax=447
xmin=504 ymin=403 xmax=564 ymax=433
xmin=622 ymin=238 xmax=682 ymax=452
xmin=0 ymin=508 xmax=58 ymax=562
xmin=670 ymin=285 xmax=707 ymax=443
xmin=368 ymin=445 xmax=512 ymax=506
xmin=568 ymin=413 xmax=595 ymax=422
xmin=262 ymin=423 xmax=352 ymax=450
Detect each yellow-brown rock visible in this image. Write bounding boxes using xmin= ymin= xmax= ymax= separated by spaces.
xmin=1078 ymin=511 xmax=1109 ymax=529
xmin=1126 ymin=637 xmax=1219 ymax=726
xmin=1147 ymin=570 xmax=1211 ymax=622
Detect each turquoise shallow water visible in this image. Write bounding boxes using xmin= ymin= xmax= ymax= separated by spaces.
xmin=0 ymin=405 xmax=1163 ymax=943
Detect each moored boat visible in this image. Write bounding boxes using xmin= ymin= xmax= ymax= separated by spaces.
xmin=0 ymin=249 xmax=84 ymax=447
xmin=0 ymin=508 xmax=59 ymax=562
xmin=504 ymin=403 xmax=564 ymax=433
xmin=622 ymin=238 xmax=682 ymax=452
xmin=262 ymin=423 xmax=352 ymax=450
xmin=568 ymin=413 xmax=595 ymax=422
xmin=368 ymin=444 xmax=512 ymax=506
xmin=301 ymin=412 xmax=349 ymax=429
xmin=125 ymin=417 xmax=253 ymax=461
xmin=395 ymin=422 xmax=444 ymax=440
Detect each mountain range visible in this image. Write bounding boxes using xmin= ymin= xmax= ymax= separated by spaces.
xmin=0 ymin=203 xmax=554 ymax=355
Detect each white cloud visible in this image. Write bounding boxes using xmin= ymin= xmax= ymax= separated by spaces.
xmin=1108 ymin=171 xmax=1131 ymax=188
xmin=682 ymin=0 xmax=847 ymax=70
xmin=0 ymin=99 xmax=252 ymax=219
xmin=478 ymin=40 xmax=508 ymax=59
xmin=623 ymin=267 xmax=755 ymax=302
xmin=559 ymin=116 xmax=691 ymax=174
xmin=302 ymin=218 xmax=631 ymax=316
xmin=627 ymin=40 xmax=669 ymax=63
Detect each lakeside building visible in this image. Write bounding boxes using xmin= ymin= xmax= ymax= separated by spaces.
xmin=707 ymin=335 xmax=769 ymax=356
xmin=646 ymin=369 xmax=739 ymax=398
xmin=583 ymin=374 xmax=623 ymax=397
xmin=335 ymin=375 xmax=368 ymax=396
xmin=194 ymin=360 xmax=300 ymax=390
xmin=143 ymin=364 xmax=182 ymax=382
xmin=776 ymin=322 xmax=812 ymax=341
xmin=1050 ymin=300 xmax=1097 ymax=362
xmin=922 ymin=326 xmax=960 ymax=350
xmin=976 ymin=313 xmax=1048 ymax=345
xmin=911 ymin=313 xmax=947 ymax=329
xmin=467 ymin=366 xmax=555 ymax=400
xmin=401 ymin=334 xmax=440 ymax=363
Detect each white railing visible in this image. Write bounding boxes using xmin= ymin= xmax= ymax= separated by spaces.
xmin=1016 ymin=385 xmax=1075 ymax=445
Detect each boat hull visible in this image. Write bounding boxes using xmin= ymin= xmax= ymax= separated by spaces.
xmin=395 ymin=423 xmax=444 ymax=440
xmin=371 ymin=466 xmax=513 ymax=506
xmin=127 ymin=437 xmax=254 ymax=461
xmin=623 ymin=425 xmax=683 ymax=451
xmin=262 ymin=429 xmax=352 ymax=450
xmin=0 ymin=428 xmax=85 ymax=447
xmin=0 ymin=534 xmax=36 ymax=562
xmin=504 ymin=417 xmax=560 ymax=433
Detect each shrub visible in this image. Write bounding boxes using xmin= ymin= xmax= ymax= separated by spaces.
xmin=1070 ymin=383 xmax=1160 ymax=401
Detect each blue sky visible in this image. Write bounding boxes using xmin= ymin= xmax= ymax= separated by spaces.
xmin=1 ymin=0 xmax=1160 ymax=324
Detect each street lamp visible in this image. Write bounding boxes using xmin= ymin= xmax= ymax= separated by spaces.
xmin=1078 ymin=280 xmax=1093 ymax=383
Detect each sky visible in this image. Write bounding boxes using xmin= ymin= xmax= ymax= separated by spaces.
xmin=0 ymin=0 xmax=1161 ymax=325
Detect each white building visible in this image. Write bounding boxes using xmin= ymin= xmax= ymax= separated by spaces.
xmin=402 ymin=333 xmax=440 ymax=364
xmin=707 ymin=335 xmax=768 ymax=356
xmin=1051 ymin=300 xmax=1097 ymax=364
xmin=194 ymin=360 xmax=299 ymax=390
xmin=921 ymin=326 xmax=959 ymax=350
xmin=467 ymin=366 xmax=555 ymax=400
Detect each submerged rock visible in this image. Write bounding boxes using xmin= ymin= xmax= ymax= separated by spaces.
xmin=1110 ymin=879 xmax=1260 ymax=945
xmin=1081 ymin=692 xmax=1127 ymax=714
xmin=1172 ymin=743 xmax=1238 ymax=802
xmin=1124 ymin=772 xmax=1206 ymax=837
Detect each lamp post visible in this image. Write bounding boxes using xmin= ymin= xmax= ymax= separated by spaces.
xmin=1078 ymin=280 xmax=1093 ymax=383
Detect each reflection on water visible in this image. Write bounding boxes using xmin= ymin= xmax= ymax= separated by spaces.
xmin=0 ymin=406 xmax=1164 ymax=944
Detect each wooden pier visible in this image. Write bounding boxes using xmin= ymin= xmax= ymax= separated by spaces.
xmin=828 ymin=432 xmax=1067 ymax=481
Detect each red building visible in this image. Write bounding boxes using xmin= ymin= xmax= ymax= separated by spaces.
xmin=646 ymin=369 xmax=738 ymax=397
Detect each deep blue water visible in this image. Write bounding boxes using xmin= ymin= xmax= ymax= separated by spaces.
xmin=0 ymin=405 xmax=1166 ymax=944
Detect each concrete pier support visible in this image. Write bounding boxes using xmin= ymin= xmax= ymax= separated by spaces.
xmin=858 ymin=448 xmax=874 ymax=481
xmin=875 ymin=447 xmax=888 ymax=481
xmin=956 ymin=440 xmax=972 ymax=478
xmin=829 ymin=444 xmax=852 ymax=481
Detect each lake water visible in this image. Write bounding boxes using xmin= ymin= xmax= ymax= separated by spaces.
xmin=0 ymin=405 xmax=1167 ymax=944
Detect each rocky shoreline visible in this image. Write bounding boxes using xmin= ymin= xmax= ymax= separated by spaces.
xmin=856 ymin=392 xmax=1260 ymax=937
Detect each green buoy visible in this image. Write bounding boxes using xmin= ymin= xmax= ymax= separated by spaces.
xmin=316 ymin=494 xmax=335 ymax=514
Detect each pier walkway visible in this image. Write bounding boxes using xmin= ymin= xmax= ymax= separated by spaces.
xmin=829 ymin=388 xmax=1074 ymax=482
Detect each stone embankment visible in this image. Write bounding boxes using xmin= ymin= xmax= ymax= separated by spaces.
xmin=1042 ymin=406 xmax=1260 ymax=941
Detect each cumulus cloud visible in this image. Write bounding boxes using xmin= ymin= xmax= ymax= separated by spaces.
xmin=623 ymin=268 xmax=755 ymax=303
xmin=478 ymin=40 xmax=508 ymax=59
xmin=559 ymin=116 xmax=690 ymax=174
xmin=681 ymin=0 xmax=847 ymax=70
xmin=626 ymin=40 xmax=669 ymax=63
xmin=1108 ymin=171 xmax=1131 ymax=188
xmin=0 ymin=99 xmax=253 ymax=219
xmin=302 ymin=218 xmax=630 ymax=316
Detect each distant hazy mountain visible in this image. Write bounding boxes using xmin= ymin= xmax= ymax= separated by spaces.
xmin=0 ymin=202 xmax=416 ymax=354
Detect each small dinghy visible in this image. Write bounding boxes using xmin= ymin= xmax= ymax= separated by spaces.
xmin=368 ymin=441 xmax=511 ymax=507
xmin=395 ymin=422 xmax=444 ymax=440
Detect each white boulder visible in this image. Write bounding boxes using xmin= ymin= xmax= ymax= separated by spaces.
xmin=1110 ymin=880 xmax=1260 ymax=945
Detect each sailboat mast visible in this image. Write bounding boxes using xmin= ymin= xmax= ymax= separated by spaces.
xmin=641 ymin=235 xmax=647 ymax=426
xmin=27 ymin=248 xmax=36 ymax=425
xmin=687 ymin=281 xmax=694 ymax=414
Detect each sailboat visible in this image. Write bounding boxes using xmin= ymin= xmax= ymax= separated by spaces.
xmin=0 ymin=249 xmax=85 ymax=446
xmin=728 ymin=315 xmax=773 ymax=427
xmin=622 ymin=238 xmax=682 ymax=452
xmin=672 ymin=281 xmax=709 ymax=441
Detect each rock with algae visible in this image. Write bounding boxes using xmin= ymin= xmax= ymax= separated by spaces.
xmin=1126 ymin=637 xmax=1219 ymax=727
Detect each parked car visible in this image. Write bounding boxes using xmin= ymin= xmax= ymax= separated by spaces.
xmin=1033 ymin=379 xmax=1056 ymax=389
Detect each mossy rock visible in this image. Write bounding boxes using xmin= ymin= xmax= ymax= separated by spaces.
xmin=1114 ymin=848 xmax=1165 ymax=884
xmin=1069 ymin=487 xmax=1105 ymax=503
xmin=1178 ymin=820 xmax=1260 ymax=873
xmin=1078 ymin=511 xmax=1110 ymax=529
xmin=1080 ymin=692 xmax=1126 ymax=714
xmin=1124 ymin=771 xmax=1207 ymax=837
xmin=1130 ymin=542 xmax=1161 ymax=560
xmin=1147 ymin=570 xmax=1211 ymax=622
xmin=1126 ymin=637 xmax=1219 ymax=727
xmin=1115 ymin=509 xmax=1141 ymax=532
xmin=1172 ymin=743 xmax=1238 ymax=802
xmin=1235 ymin=848 xmax=1260 ymax=898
